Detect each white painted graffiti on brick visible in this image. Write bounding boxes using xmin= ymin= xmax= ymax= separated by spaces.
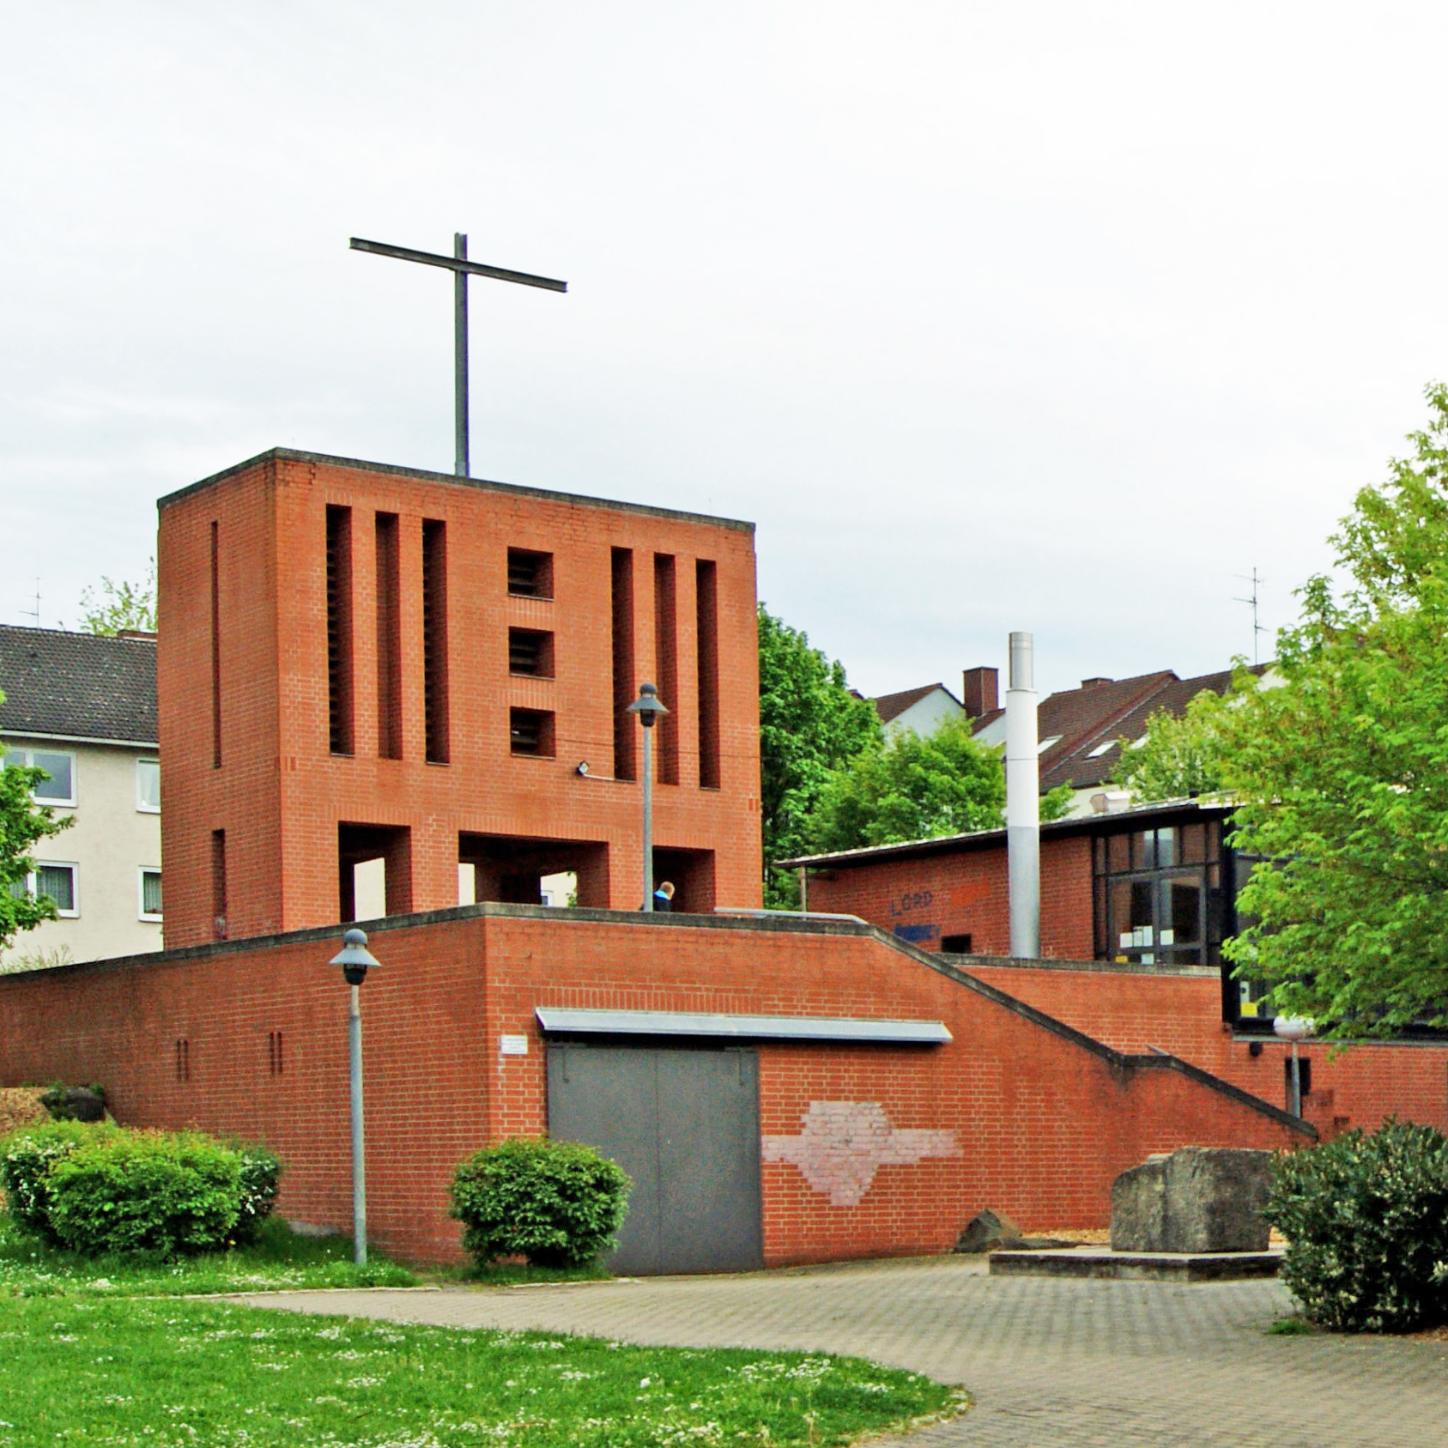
xmin=761 ymin=1100 xmax=957 ymax=1207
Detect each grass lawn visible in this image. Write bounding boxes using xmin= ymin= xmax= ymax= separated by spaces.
xmin=0 ymin=1213 xmax=964 ymax=1443
xmin=0 ymin=1296 xmax=962 ymax=1446
xmin=0 ymin=1212 xmax=416 ymax=1297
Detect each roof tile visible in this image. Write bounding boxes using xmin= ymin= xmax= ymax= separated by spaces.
xmin=0 ymin=626 xmax=157 ymax=745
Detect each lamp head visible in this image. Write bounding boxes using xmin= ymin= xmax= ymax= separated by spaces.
xmin=625 ymin=681 xmax=669 ymax=729
xmin=1272 ymin=1015 xmax=1314 ymax=1043
xmin=330 ymin=927 xmax=381 ymax=986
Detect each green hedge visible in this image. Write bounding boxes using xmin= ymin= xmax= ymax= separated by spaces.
xmin=0 ymin=1123 xmax=283 ymax=1258
xmin=46 ymin=1132 xmax=241 ymax=1256
xmin=450 ymin=1137 xmax=631 ymax=1268
xmin=1265 ymin=1118 xmax=1448 ymax=1332
xmin=0 ymin=1121 xmax=121 ymax=1241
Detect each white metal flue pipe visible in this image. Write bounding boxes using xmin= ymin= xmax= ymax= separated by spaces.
xmin=1006 ymin=631 xmax=1041 ymax=958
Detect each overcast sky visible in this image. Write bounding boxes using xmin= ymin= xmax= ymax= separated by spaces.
xmin=4 ymin=1 xmax=1445 ymax=700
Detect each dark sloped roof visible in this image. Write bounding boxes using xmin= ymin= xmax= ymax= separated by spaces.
xmin=873 ymin=682 xmax=962 ymax=725
xmin=970 ymin=664 xmax=1266 ymax=792
xmin=1043 ymin=665 xmax=1264 ymax=791
xmin=0 ymin=626 xmax=157 ymax=745
xmin=1034 ymin=670 xmax=1177 ymax=790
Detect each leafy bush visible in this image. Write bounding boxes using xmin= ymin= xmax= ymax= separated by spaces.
xmin=0 ymin=1121 xmax=120 ymax=1240
xmin=44 ymin=1131 xmax=242 ymax=1256
xmin=2 ymin=1125 xmax=283 ymax=1258
xmin=230 ymin=1141 xmax=283 ymax=1244
xmin=450 ymin=1137 xmax=631 ymax=1268
xmin=1264 ymin=1118 xmax=1448 ymax=1332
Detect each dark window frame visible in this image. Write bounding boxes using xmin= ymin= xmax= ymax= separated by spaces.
xmin=1092 ymin=820 xmax=1225 ymax=969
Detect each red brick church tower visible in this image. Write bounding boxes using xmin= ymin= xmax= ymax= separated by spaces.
xmin=157 ymin=449 xmax=763 ymax=946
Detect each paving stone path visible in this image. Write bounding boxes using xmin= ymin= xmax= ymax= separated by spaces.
xmin=232 ymin=1256 xmax=1448 ymax=1445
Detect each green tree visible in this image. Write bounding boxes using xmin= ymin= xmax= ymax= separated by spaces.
xmin=808 ymin=717 xmax=1005 ymax=852
xmin=1117 ymin=686 xmax=1235 ymax=803
xmin=808 ymin=717 xmax=1074 ymax=854
xmin=758 ymin=606 xmax=881 ymax=905
xmin=78 ymin=559 xmax=156 ymax=635
xmin=1221 ymin=383 xmax=1448 ymax=1036
xmin=0 ymin=687 xmax=74 ymax=953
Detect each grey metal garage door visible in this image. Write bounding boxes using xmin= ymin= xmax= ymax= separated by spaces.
xmin=546 ymin=1042 xmax=763 ymax=1275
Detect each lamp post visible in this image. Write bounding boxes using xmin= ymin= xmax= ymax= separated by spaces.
xmin=1273 ymin=1015 xmax=1314 ymax=1118
xmin=329 ymin=926 xmax=381 ymax=1264
xmin=625 ymin=682 xmax=669 ymax=910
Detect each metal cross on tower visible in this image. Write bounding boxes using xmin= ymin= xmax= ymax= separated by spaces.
xmin=349 ymin=233 xmax=567 ymax=478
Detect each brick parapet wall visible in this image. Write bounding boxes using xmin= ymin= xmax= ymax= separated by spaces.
xmin=0 ymin=909 xmax=1310 ymax=1265
xmin=965 ymin=961 xmax=1448 ymax=1139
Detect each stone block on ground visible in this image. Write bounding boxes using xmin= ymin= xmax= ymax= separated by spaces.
xmin=39 ymin=1085 xmax=106 ymax=1123
xmin=1111 ymin=1147 xmax=1272 ymax=1253
xmin=954 ymin=1208 xmax=1024 ymax=1254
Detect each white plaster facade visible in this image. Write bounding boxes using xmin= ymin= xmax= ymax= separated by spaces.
xmin=1 ymin=734 xmax=163 ymax=968
xmin=881 ymin=687 xmax=965 ymax=738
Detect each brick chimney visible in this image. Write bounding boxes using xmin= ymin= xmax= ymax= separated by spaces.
xmin=962 ymin=665 xmax=998 ymax=718
xmin=1080 ymin=676 xmax=1112 ymax=689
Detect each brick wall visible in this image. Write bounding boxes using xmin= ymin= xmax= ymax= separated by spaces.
xmin=967 ymin=961 xmax=1448 ymax=1141
xmin=806 ymin=835 xmax=1093 ymax=957
xmin=0 ymin=909 xmax=1311 ymax=1266
xmin=158 ymin=452 xmax=764 ymax=946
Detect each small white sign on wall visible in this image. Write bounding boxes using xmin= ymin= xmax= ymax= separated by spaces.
xmin=499 ymin=1034 xmax=529 ymax=1056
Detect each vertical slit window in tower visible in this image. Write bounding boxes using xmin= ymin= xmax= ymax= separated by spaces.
xmin=653 ymin=553 xmax=679 ymax=784
xmin=210 ymin=521 xmax=221 ymax=768
xmin=325 ymin=505 xmax=355 ymax=755
xmin=375 ymin=512 xmax=402 ymax=758
xmin=211 ymin=829 xmax=228 ymax=941
xmin=695 ymin=559 xmax=720 ymax=788
xmin=423 ymin=518 xmax=451 ymax=763
xmin=611 ymin=547 xmax=636 ymax=780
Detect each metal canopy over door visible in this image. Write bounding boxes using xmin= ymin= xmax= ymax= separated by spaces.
xmin=546 ymin=1043 xmax=763 ymax=1275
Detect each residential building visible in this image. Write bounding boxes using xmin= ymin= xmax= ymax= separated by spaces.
xmin=970 ymin=664 xmax=1260 ymax=816
xmin=872 ymin=682 xmax=964 ymax=736
xmin=0 ymin=626 xmax=161 ymax=967
xmin=869 ymin=666 xmax=1002 ymax=736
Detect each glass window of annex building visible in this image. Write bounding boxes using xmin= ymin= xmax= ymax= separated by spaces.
xmin=1090 ymin=815 xmax=1271 ymax=1024
xmin=1092 ymin=821 xmax=1223 ymax=967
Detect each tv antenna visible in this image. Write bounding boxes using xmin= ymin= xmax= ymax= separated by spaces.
xmin=1234 ymin=568 xmax=1266 ymax=665
xmin=19 ymin=577 xmax=40 ymax=628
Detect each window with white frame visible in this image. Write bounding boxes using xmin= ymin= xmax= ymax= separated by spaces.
xmin=138 ymin=867 xmax=163 ymax=921
xmin=8 ymin=862 xmax=80 ymax=917
xmin=2 ymin=747 xmax=76 ymax=805
xmin=137 ymin=758 xmax=161 ymax=812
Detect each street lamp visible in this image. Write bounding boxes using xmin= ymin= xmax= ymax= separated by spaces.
xmin=329 ymin=926 xmax=381 ymax=1264
xmin=625 ymin=682 xmax=669 ymax=911
xmin=1273 ymin=1015 xmax=1314 ymax=1118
